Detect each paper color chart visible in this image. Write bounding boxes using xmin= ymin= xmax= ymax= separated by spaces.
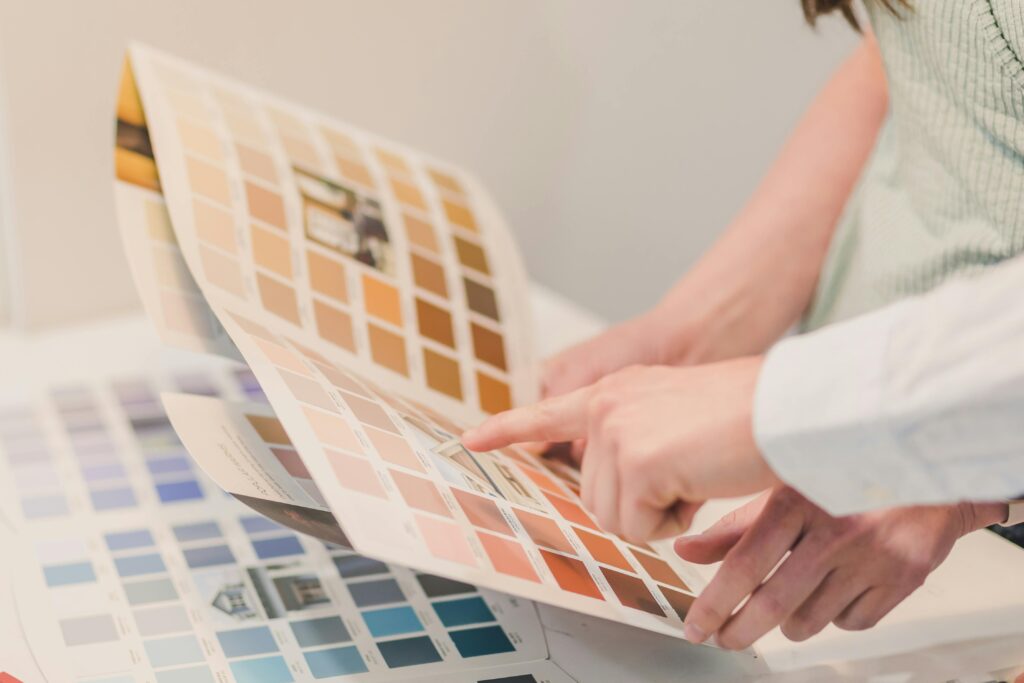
xmin=0 ymin=366 xmax=254 ymax=528
xmin=16 ymin=511 xmax=546 ymax=682
xmin=0 ymin=365 xmax=571 ymax=682
xmin=116 ymin=43 xmax=536 ymax=422
xmin=167 ymin=312 xmax=704 ymax=643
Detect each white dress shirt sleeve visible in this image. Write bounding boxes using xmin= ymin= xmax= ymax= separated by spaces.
xmin=754 ymin=254 xmax=1024 ymax=516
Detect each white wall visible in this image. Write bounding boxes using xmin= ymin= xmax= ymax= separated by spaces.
xmin=0 ymin=0 xmax=856 ymax=329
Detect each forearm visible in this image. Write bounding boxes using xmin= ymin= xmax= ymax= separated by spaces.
xmin=651 ymin=35 xmax=888 ymax=364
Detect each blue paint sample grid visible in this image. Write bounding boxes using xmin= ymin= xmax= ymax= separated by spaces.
xmin=6 ymin=365 xmax=546 ymax=681
xmin=52 ymin=386 xmax=139 ymax=513
xmin=113 ymin=379 xmax=207 ymax=505
xmin=327 ymin=547 xmax=520 ymax=670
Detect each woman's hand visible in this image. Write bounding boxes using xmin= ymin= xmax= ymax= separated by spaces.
xmin=541 ymin=311 xmax=680 ymax=399
xmin=675 ymin=487 xmax=1009 ymax=649
xmin=463 ymin=358 xmax=780 ymax=541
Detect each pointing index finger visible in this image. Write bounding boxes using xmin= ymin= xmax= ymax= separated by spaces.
xmin=461 ymin=385 xmax=592 ymax=452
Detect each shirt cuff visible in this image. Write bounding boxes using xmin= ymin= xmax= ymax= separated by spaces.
xmin=753 ymin=300 xmax=947 ymax=516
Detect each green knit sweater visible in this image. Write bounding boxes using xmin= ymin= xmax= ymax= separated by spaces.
xmin=803 ymin=0 xmax=1024 ymax=331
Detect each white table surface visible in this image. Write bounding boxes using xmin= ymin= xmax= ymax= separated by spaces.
xmin=0 ymin=286 xmax=1021 ymax=683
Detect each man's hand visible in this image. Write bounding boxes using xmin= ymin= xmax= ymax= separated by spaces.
xmin=675 ymin=487 xmax=1009 ymax=649
xmin=463 ymin=358 xmax=779 ymax=541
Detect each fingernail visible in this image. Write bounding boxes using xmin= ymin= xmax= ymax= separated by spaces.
xmin=684 ymin=623 xmax=707 ymax=644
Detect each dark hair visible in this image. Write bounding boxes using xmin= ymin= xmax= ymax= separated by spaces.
xmin=801 ymin=0 xmax=910 ymax=30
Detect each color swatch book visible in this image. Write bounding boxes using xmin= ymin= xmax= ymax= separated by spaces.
xmin=113 ymin=41 xmax=709 ymax=646
xmin=0 ymin=357 xmax=573 ymax=683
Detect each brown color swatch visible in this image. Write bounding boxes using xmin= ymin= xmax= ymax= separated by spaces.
xmin=575 ymin=528 xmax=632 ymax=572
xmin=443 ymin=198 xmax=477 ymax=232
xmin=411 ymin=253 xmax=448 ymax=298
xmin=428 ymin=169 xmax=464 ymax=195
xmin=452 ymin=489 xmax=512 ymax=536
xmin=601 ymin=567 xmax=664 ymax=616
xmin=245 ymin=181 xmax=287 ymax=230
xmin=363 ymin=275 xmax=403 ymax=326
xmin=251 ymin=224 xmax=292 ymax=278
xmin=454 ymin=236 xmax=489 ymax=274
xmin=391 ymin=470 xmax=450 ymax=517
xmin=246 ymin=414 xmax=291 ymax=445
xmin=514 ymin=509 xmax=574 ymax=554
xmin=477 ymin=371 xmax=512 ymax=414
xmin=478 ymin=532 xmax=540 ymax=583
xmin=404 ymin=214 xmax=439 ymax=253
xmin=630 ymin=549 xmax=690 ymax=591
xmin=423 ymin=349 xmax=463 ymax=400
xmin=307 ymin=250 xmax=348 ymax=303
xmin=540 ymin=550 xmax=603 ymax=600
xmin=388 ymin=177 xmax=427 ymax=211
xmin=375 ymin=148 xmax=411 ymax=175
xmin=368 ymin=324 xmax=409 ymax=376
xmin=256 ymin=273 xmax=300 ymax=324
xmin=464 ymin=278 xmax=499 ymax=321
xmin=416 ymin=299 xmax=455 ymax=348
xmin=313 ymin=300 xmax=355 ymax=351
xmin=470 ymin=323 xmax=507 ymax=371
xmin=660 ymin=586 xmax=695 ymax=621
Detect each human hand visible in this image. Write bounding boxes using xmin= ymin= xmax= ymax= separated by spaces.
xmin=462 ymin=358 xmax=780 ymax=541
xmin=542 ymin=311 xmax=677 ymax=400
xmin=675 ymin=487 xmax=1009 ymax=649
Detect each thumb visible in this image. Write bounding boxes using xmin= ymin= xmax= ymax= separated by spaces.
xmin=1014 ymin=672 xmax=1023 ymax=683
xmin=673 ymin=494 xmax=768 ymax=564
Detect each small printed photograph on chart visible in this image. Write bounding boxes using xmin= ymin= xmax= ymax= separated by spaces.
xmin=295 ymin=166 xmax=395 ymax=276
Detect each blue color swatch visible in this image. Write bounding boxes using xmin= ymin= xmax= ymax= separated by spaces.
xmin=43 ymin=561 xmax=96 ymax=586
xmin=289 ymin=617 xmax=351 ymax=647
xmin=105 ymin=529 xmax=155 ymax=551
xmin=252 ymin=535 xmax=304 ymax=559
xmin=432 ymin=596 xmax=495 ymax=628
xmin=217 ymin=626 xmax=278 ymax=657
xmin=304 ymin=646 xmax=368 ymax=678
xmin=361 ymin=606 xmax=423 ymax=637
xmin=115 ymin=553 xmax=166 ymax=577
xmin=449 ymin=625 xmax=515 ymax=657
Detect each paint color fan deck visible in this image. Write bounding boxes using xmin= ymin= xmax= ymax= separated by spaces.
xmin=0 ymin=365 xmax=571 ymax=683
xmin=113 ymin=41 xmax=704 ymax=652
